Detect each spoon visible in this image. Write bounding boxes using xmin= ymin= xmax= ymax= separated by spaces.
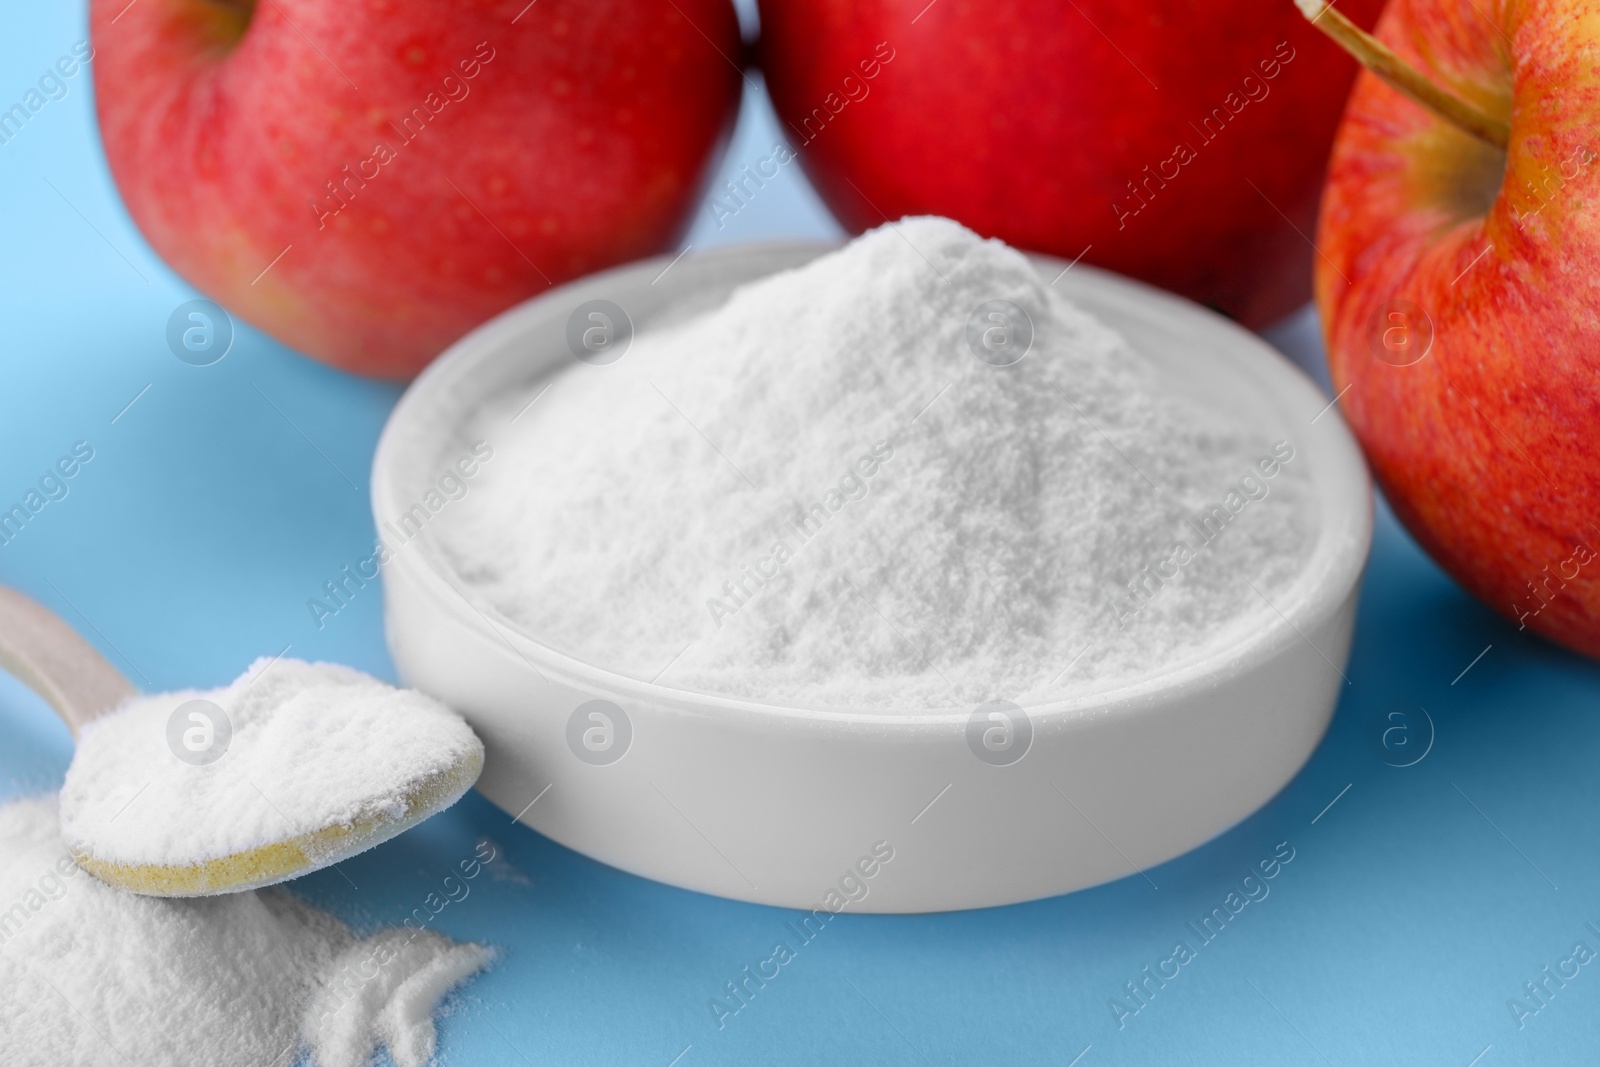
xmin=0 ymin=585 xmax=484 ymax=897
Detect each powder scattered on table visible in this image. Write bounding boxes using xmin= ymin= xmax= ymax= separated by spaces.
xmin=435 ymin=216 xmax=1315 ymax=710
xmin=0 ymin=794 xmax=491 ymax=1067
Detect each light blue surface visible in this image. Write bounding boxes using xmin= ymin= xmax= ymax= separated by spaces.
xmin=4 ymin=5 xmax=1599 ymax=1066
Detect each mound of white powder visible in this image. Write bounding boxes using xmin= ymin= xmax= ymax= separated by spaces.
xmin=435 ymin=217 xmax=1315 ymax=710
xmin=61 ymin=658 xmax=482 ymax=879
xmin=0 ymin=795 xmax=490 ymax=1067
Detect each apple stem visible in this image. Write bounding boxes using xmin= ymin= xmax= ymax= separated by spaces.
xmin=1295 ymin=0 xmax=1510 ymax=151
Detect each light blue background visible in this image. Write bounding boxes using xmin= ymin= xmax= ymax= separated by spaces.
xmin=3 ymin=4 xmax=1597 ymax=1065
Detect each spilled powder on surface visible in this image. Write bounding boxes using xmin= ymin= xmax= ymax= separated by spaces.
xmin=0 ymin=795 xmax=490 ymax=1067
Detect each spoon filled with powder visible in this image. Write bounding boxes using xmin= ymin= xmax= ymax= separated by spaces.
xmin=0 ymin=585 xmax=484 ymax=896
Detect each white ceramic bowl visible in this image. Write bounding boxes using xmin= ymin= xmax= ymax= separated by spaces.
xmin=373 ymin=243 xmax=1372 ymax=913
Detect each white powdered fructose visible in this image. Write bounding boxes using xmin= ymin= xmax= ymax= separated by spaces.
xmin=436 ymin=217 xmax=1315 ymax=710
xmin=0 ymin=795 xmax=490 ymax=1067
xmin=60 ymin=658 xmax=482 ymax=873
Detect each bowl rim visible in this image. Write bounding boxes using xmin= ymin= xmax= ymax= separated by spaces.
xmin=373 ymin=239 xmax=1373 ymax=730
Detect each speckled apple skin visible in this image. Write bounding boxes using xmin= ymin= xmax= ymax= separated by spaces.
xmin=1317 ymin=0 xmax=1600 ymax=656
xmin=755 ymin=0 xmax=1385 ymax=327
xmin=92 ymin=0 xmax=742 ymax=377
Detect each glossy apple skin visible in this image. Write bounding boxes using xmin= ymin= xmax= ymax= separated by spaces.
xmin=1318 ymin=0 xmax=1600 ymax=656
xmin=92 ymin=0 xmax=741 ymax=377
xmin=755 ymin=0 xmax=1384 ymax=326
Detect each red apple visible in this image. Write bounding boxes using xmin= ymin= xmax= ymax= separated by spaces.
xmin=92 ymin=0 xmax=742 ymax=378
xmin=1316 ymin=0 xmax=1600 ymax=656
xmin=755 ymin=0 xmax=1385 ymax=326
